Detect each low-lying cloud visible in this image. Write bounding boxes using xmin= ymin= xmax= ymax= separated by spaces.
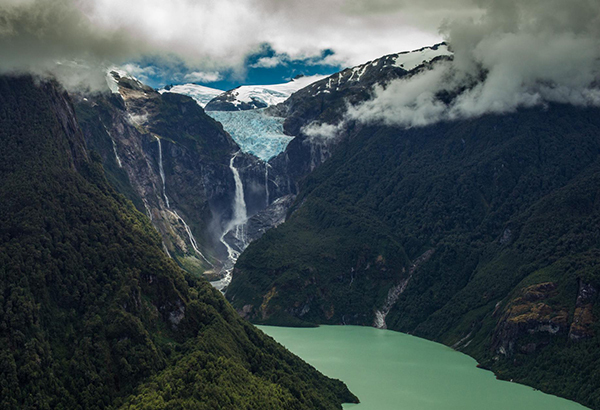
xmin=349 ymin=0 xmax=600 ymax=128
xmin=302 ymin=121 xmax=346 ymax=141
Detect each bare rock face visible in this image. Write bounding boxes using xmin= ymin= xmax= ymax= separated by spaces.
xmin=205 ymin=90 xmax=268 ymax=111
xmin=569 ymin=280 xmax=597 ymax=341
xmin=492 ymin=280 xmax=598 ymax=358
xmin=243 ymin=194 xmax=296 ymax=243
xmin=74 ymin=73 xmax=245 ymax=278
xmin=492 ymin=283 xmax=569 ymax=356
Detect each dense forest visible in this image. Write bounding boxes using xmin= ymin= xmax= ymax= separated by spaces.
xmin=227 ymin=104 xmax=600 ymax=408
xmin=0 ymin=76 xmax=357 ymax=409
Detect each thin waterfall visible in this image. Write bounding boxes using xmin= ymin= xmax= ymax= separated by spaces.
xmin=229 ymin=152 xmax=248 ymax=231
xmin=162 ymin=241 xmax=172 ymax=258
xmin=143 ymin=198 xmax=153 ymax=221
xmin=155 ymin=136 xmax=170 ymax=208
xmin=155 ymin=135 xmax=212 ymax=266
xmin=172 ymin=210 xmax=213 ymax=266
xmin=265 ymin=162 xmax=270 ymax=207
xmin=112 ymin=140 xmax=123 ymax=168
xmin=102 ymin=124 xmax=123 ymax=168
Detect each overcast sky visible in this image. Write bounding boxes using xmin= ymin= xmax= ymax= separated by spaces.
xmin=0 ymin=0 xmax=481 ymax=89
xmin=2 ymin=0 xmax=598 ymax=128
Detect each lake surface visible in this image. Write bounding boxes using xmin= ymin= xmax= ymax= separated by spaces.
xmin=258 ymin=325 xmax=589 ymax=410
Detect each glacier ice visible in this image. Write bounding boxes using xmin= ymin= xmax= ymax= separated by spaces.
xmin=208 ymin=109 xmax=294 ymax=161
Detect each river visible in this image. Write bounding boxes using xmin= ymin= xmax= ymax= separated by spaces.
xmin=258 ymin=325 xmax=589 ymax=410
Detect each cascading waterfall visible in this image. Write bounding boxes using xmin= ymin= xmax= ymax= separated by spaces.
xmin=154 ymin=135 xmax=212 ymax=266
xmin=214 ymin=151 xmax=249 ymax=291
xmin=162 ymin=241 xmax=172 ymax=258
xmin=143 ymin=198 xmax=153 ymax=221
xmin=229 ymin=151 xmax=248 ymax=241
xmin=111 ymin=138 xmax=123 ymax=167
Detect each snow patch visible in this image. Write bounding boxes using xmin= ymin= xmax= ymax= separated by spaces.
xmin=392 ymin=44 xmax=452 ymax=72
xmin=159 ymin=84 xmax=224 ymax=108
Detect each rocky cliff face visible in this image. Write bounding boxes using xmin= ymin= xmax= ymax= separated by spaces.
xmin=492 ymin=279 xmax=598 ymax=357
xmin=75 ymin=72 xmax=270 ymax=284
xmin=205 ymin=88 xmax=269 ymax=111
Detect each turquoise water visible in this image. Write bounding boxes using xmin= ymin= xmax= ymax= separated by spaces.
xmin=259 ymin=325 xmax=589 ymax=410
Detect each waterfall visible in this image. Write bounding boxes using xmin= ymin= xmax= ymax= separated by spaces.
xmin=373 ymin=249 xmax=435 ymax=329
xmin=111 ymin=139 xmax=123 ymax=168
xmin=154 ymin=135 xmax=212 ymax=266
xmin=143 ymin=198 xmax=153 ymax=221
xmin=155 ymin=136 xmax=170 ymax=208
xmin=102 ymin=125 xmax=122 ymax=167
xmin=172 ymin=210 xmax=213 ymax=266
xmin=162 ymin=241 xmax=172 ymax=258
xmin=265 ymin=162 xmax=270 ymax=207
xmin=229 ymin=152 xmax=248 ymax=230
xmin=214 ymin=151 xmax=248 ymax=291
xmin=214 ymin=232 xmax=240 ymax=291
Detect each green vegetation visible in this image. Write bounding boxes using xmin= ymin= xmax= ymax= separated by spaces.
xmin=0 ymin=76 xmax=356 ymax=409
xmin=228 ymin=104 xmax=600 ymax=408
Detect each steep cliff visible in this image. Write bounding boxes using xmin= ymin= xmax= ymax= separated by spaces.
xmin=74 ymin=72 xmax=270 ymax=285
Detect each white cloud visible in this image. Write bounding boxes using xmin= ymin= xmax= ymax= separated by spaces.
xmin=250 ymin=56 xmax=287 ymax=69
xmin=120 ymin=63 xmax=158 ymax=84
xmin=183 ymin=71 xmax=222 ymax=83
xmin=301 ymin=121 xmax=345 ymax=141
xmin=3 ymin=0 xmax=597 ymax=114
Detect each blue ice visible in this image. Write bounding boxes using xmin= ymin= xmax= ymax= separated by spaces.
xmin=208 ymin=109 xmax=294 ymax=162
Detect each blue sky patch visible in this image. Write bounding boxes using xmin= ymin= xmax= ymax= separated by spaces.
xmin=127 ymin=43 xmax=344 ymax=91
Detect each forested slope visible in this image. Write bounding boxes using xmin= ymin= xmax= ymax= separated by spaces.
xmin=0 ymin=76 xmax=356 ymax=410
xmin=227 ymin=104 xmax=600 ymax=408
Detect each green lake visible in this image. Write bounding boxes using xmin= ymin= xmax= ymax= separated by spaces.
xmin=258 ymin=325 xmax=589 ymax=410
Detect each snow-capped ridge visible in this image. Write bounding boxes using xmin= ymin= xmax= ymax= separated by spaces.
xmin=204 ymin=74 xmax=327 ymax=111
xmin=293 ymin=43 xmax=452 ymax=100
xmin=105 ymin=67 xmax=152 ymax=94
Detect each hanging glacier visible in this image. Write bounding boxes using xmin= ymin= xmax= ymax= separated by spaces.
xmin=207 ymin=109 xmax=294 ymax=161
